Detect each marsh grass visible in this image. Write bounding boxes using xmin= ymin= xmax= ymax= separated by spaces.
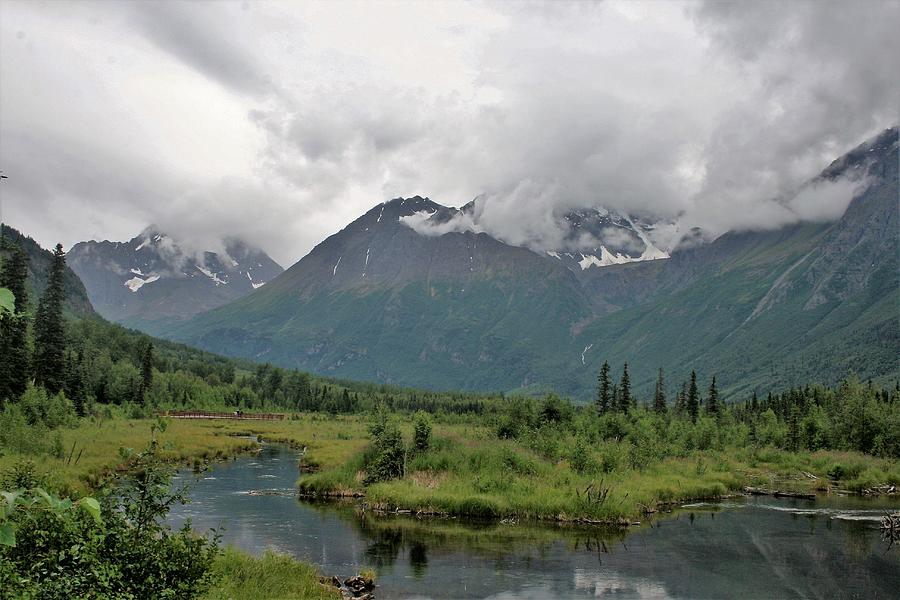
xmin=0 ymin=414 xmax=369 ymax=494
xmin=299 ymin=424 xmax=900 ymax=522
xmin=201 ymin=548 xmax=340 ymax=600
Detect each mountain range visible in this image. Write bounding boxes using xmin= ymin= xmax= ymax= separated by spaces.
xmin=67 ymin=229 xmax=282 ymax=334
xmin=60 ymin=126 xmax=899 ymax=400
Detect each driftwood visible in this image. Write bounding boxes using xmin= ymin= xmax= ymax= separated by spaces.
xmin=743 ymin=486 xmax=816 ymax=500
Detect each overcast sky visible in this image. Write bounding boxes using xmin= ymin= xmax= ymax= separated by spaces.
xmin=1 ymin=0 xmax=897 ymax=265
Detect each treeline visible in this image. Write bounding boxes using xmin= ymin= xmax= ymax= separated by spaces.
xmin=584 ymin=361 xmax=898 ymax=458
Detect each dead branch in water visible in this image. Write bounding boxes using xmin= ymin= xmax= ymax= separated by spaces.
xmin=743 ymin=486 xmax=815 ymax=500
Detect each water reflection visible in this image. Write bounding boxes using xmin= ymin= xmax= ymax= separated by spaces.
xmin=167 ymin=444 xmax=900 ymax=599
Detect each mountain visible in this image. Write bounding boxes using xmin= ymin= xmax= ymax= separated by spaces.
xmin=166 ymin=127 xmax=899 ymax=400
xmin=0 ymin=225 xmax=95 ymax=317
xmin=165 ymin=196 xmax=594 ymax=390
xmin=68 ymin=229 xmax=282 ymax=334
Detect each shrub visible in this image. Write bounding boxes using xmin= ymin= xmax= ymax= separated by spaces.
xmin=364 ymin=412 xmax=405 ymax=485
xmin=0 ymin=435 xmax=220 ymax=598
xmin=413 ymin=411 xmax=432 ymax=453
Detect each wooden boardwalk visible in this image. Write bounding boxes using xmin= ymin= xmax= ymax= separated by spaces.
xmin=161 ymin=410 xmax=286 ymax=421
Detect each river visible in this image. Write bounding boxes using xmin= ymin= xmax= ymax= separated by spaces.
xmin=167 ymin=444 xmax=900 ymax=599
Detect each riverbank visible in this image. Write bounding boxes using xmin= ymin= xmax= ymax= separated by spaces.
xmin=0 ymin=413 xmax=369 ymax=494
xmin=298 ymin=427 xmax=900 ymax=523
xmin=0 ymin=415 xmax=366 ymax=599
xmin=4 ymin=412 xmax=896 ymax=524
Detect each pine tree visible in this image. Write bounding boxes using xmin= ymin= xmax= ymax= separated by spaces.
xmin=687 ymin=370 xmax=699 ymax=422
xmin=618 ymin=363 xmax=631 ymax=413
xmin=653 ymin=368 xmax=667 ymax=414
xmin=706 ymin=375 xmax=719 ymax=417
xmin=0 ymin=240 xmax=30 ymax=406
xmin=596 ymin=361 xmax=611 ymax=414
xmin=138 ymin=341 xmax=154 ymax=405
xmin=33 ymin=244 xmax=67 ymax=393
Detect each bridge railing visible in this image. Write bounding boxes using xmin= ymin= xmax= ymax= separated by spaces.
xmin=161 ymin=410 xmax=286 ymax=421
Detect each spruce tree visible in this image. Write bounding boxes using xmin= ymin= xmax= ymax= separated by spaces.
xmin=618 ymin=363 xmax=631 ymax=413
xmin=139 ymin=341 xmax=154 ymax=405
xmin=33 ymin=244 xmax=67 ymax=393
xmin=687 ymin=370 xmax=699 ymax=422
xmin=787 ymin=405 xmax=801 ymax=452
xmin=0 ymin=241 xmax=30 ymax=406
xmin=596 ymin=361 xmax=611 ymax=414
xmin=675 ymin=381 xmax=687 ymax=415
xmin=65 ymin=349 xmax=87 ymax=417
xmin=653 ymin=368 xmax=667 ymax=414
xmin=706 ymin=375 xmax=719 ymax=416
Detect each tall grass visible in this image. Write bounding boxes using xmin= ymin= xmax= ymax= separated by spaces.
xmin=202 ymin=548 xmax=340 ymax=599
xmin=298 ymin=422 xmax=900 ymax=522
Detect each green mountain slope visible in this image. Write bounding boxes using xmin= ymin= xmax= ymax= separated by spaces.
xmin=571 ymin=128 xmax=899 ymax=398
xmin=0 ymin=225 xmax=94 ymax=317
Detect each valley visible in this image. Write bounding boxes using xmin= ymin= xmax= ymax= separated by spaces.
xmin=1 ymin=2 xmax=898 ymax=597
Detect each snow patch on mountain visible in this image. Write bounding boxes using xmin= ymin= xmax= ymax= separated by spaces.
xmin=246 ymin=272 xmax=265 ymax=289
xmin=195 ymin=265 xmax=228 ymax=286
xmin=124 ymin=274 xmax=160 ymax=292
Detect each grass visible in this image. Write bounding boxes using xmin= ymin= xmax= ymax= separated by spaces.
xmin=3 ymin=412 xmax=896 ymax=523
xmin=298 ymin=424 xmax=900 ymax=523
xmin=202 ymin=548 xmax=341 ymax=600
xmin=0 ymin=413 xmax=368 ymax=495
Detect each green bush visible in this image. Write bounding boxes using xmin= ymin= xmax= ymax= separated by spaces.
xmin=364 ymin=409 xmax=406 ymax=485
xmin=0 ymin=436 xmax=220 ymax=598
xmin=413 ymin=411 xmax=432 ymax=453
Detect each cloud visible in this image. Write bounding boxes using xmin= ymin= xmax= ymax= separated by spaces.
xmin=127 ymin=1 xmax=275 ymax=97
xmin=1 ymin=0 xmax=897 ymax=266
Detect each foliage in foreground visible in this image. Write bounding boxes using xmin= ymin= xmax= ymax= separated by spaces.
xmin=0 ymin=432 xmax=220 ymax=599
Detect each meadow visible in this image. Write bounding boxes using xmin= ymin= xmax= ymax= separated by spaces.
xmin=5 ymin=406 xmax=894 ymax=524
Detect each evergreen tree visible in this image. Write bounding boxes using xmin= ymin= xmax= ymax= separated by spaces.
xmin=611 ymin=383 xmax=619 ymax=412
xmin=33 ymin=244 xmax=67 ymax=393
xmin=787 ymin=404 xmax=801 ymax=452
xmin=653 ymin=368 xmax=667 ymax=414
xmin=675 ymin=381 xmax=687 ymax=415
xmin=618 ymin=363 xmax=631 ymax=413
xmin=596 ymin=361 xmax=611 ymax=414
xmin=687 ymin=370 xmax=699 ymax=422
xmin=706 ymin=375 xmax=720 ymax=417
xmin=138 ymin=341 xmax=154 ymax=405
xmin=0 ymin=240 xmax=30 ymax=406
xmin=65 ymin=349 xmax=87 ymax=417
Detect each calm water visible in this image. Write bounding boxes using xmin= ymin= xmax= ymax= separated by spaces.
xmin=167 ymin=444 xmax=900 ymax=599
